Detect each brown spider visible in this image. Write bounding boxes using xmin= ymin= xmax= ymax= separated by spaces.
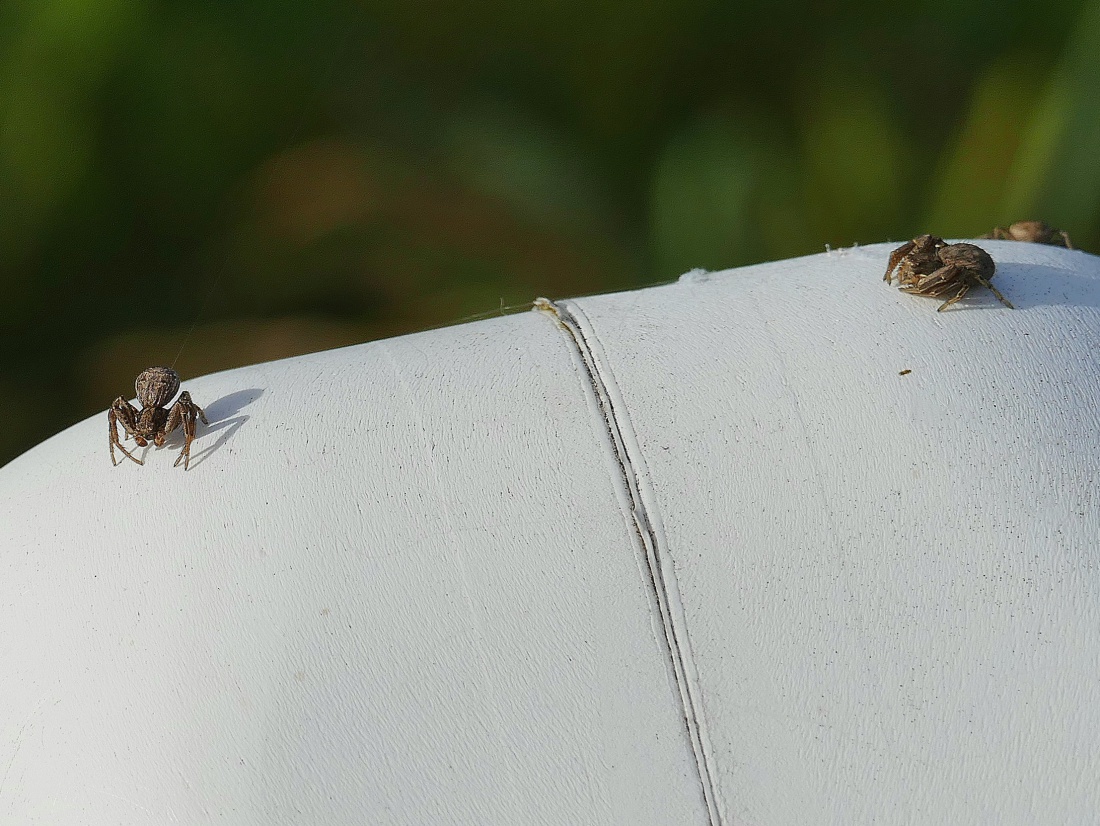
xmin=109 ymin=367 xmax=207 ymax=470
xmin=884 ymin=235 xmax=1013 ymax=312
xmin=981 ymin=220 xmax=1072 ymax=248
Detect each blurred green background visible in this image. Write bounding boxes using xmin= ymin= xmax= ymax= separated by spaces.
xmin=2 ymin=0 xmax=1100 ymax=466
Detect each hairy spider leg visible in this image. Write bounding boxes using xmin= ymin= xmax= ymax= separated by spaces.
xmin=108 ymin=398 xmax=145 ymax=466
xmin=901 ymin=265 xmax=1013 ymax=312
xmin=167 ymin=392 xmax=208 ymax=470
xmin=900 ymin=264 xmax=960 ymax=296
xmin=936 ymin=283 xmax=972 ymax=312
xmin=975 ymin=276 xmax=1014 ymax=309
xmin=895 ymin=264 xmax=966 ymax=311
xmin=883 ymin=240 xmax=915 ymax=283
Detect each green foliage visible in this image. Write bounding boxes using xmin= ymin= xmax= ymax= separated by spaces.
xmin=0 ymin=0 xmax=1097 ymax=465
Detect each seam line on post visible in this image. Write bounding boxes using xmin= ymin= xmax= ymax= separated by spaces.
xmin=534 ymin=297 xmax=724 ymax=826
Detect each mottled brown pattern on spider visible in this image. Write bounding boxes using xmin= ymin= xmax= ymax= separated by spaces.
xmin=883 ymin=234 xmax=945 ymax=289
xmin=109 ymin=366 xmax=208 ymax=470
xmin=981 ymin=220 xmax=1073 ymax=249
xmin=884 ymin=235 xmax=1013 ymax=312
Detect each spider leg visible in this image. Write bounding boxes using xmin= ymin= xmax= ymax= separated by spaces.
xmin=884 ymin=241 xmax=915 ymax=283
xmin=976 ymin=276 xmax=1014 ymax=309
xmin=166 ymin=392 xmax=208 ymax=470
xmin=108 ymin=397 xmax=144 ymax=466
xmin=900 ymin=264 xmax=959 ymax=296
xmin=936 ymin=283 xmax=971 ymax=312
xmin=1060 ymin=230 xmax=1074 ymax=249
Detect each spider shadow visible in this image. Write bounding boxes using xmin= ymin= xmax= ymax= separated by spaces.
xmin=203 ymin=388 xmax=264 ymax=423
xmin=994 ymin=263 xmax=1100 ymax=311
xmin=167 ymin=388 xmax=263 ymax=469
xmin=185 ymin=416 xmax=247 ymax=469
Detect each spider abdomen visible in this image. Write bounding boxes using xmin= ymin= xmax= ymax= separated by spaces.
xmin=135 ymin=367 xmax=181 ymax=409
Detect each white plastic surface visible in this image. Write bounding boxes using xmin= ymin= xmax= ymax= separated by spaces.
xmin=2 ymin=241 xmax=1099 ymax=824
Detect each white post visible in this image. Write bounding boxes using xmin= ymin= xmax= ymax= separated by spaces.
xmin=2 ymin=241 xmax=1098 ymax=824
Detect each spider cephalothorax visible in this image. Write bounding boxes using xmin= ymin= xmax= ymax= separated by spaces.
xmin=109 ymin=367 xmax=207 ymax=469
xmin=884 ymin=235 xmax=1013 ymax=312
xmin=982 ymin=220 xmax=1072 ymax=249
xmin=883 ymin=234 xmax=946 ymax=290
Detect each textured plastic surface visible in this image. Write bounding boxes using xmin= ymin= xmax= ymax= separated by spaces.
xmin=2 ymin=241 xmax=1098 ymax=823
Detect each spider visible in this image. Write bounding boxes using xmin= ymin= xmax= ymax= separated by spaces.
xmin=109 ymin=367 xmax=207 ymax=470
xmin=981 ymin=220 xmax=1072 ymax=248
xmin=884 ymin=235 xmax=1013 ymax=312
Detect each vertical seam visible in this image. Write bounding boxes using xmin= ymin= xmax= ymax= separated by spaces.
xmin=534 ymin=298 xmax=724 ymax=826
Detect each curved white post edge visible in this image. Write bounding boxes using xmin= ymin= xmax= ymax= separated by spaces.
xmin=2 ymin=241 xmax=1099 ymax=824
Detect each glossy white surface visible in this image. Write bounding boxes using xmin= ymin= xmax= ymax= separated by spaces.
xmin=2 ymin=241 xmax=1098 ymax=823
